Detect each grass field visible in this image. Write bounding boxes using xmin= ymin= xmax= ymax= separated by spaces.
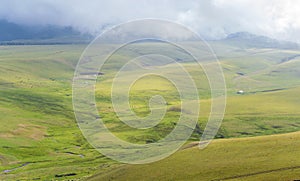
xmin=89 ymin=131 xmax=300 ymax=181
xmin=0 ymin=45 xmax=116 ymax=180
xmin=0 ymin=43 xmax=300 ymax=180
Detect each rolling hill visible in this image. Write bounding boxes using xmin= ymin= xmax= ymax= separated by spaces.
xmin=88 ymin=131 xmax=300 ymax=181
xmin=222 ymin=32 xmax=299 ymax=49
xmin=0 ymin=37 xmax=300 ymax=179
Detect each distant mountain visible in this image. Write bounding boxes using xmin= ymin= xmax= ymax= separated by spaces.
xmin=223 ymin=32 xmax=299 ymax=49
xmin=1 ymin=21 xmax=299 ymax=48
xmin=0 ymin=20 xmax=92 ymax=44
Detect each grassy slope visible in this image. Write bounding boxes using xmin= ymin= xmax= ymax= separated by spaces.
xmin=222 ymin=87 xmax=300 ymax=137
xmin=90 ymin=43 xmax=300 ymax=180
xmin=0 ymin=44 xmax=300 ymax=180
xmin=89 ymin=131 xmax=300 ymax=181
xmin=0 ymin=45 xmax=117 ymax=180
xmin=96 ymin=60 xmax=300 ymax=142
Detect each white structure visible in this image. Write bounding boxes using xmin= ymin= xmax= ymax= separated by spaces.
xmin=237 ymin=90 xmax=244 ymax=94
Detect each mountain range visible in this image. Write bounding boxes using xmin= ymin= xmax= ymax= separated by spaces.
xmin=0 ymin=20 xmax=92 ymax=44
xmin=0 ymin=20 xmax=299 ymax=49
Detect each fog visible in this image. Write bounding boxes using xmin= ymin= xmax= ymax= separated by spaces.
xmin=1 ymin=0 xmax=300 ymax=42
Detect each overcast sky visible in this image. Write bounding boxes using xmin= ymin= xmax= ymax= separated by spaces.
xmin=1 ymin=0 xmax=300 ymax=42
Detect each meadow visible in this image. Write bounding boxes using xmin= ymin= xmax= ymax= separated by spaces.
xmin=0 ymin=42 xmax=300 ymax=180
xmin=90 ymin=131 xmax=300 ymax=181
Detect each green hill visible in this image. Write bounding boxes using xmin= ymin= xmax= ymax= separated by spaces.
xmin=88 ymin=131 xmax=300 ymax=181
xmin=0 ymin=42 xmax=300 ymax=180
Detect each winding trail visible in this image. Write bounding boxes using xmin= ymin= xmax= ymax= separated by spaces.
xmin=233 ymin=53 xmax=300 ymax=90
xmin=2 ymin=163 xmax=30 ymax=173
xmin=217 ymin=165 xmax=300 ymax=180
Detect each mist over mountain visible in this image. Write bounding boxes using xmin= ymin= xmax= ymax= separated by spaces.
xmin=223 ymin=32 xmax=299 ymax=49
xmin=0 ymin=19 xmax=299 ymax=49
xmin=0 ymin=20 xmax=91 ymax=44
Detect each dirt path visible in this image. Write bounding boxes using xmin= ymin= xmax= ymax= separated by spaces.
xmin=234 ymin=53 xmax=300 ymax=83
xmin=216 ymin=165 xmax=300 ymax=180
xmin=2 ymin=162 xmax=30 ymax=173
xmin=182 ymin=142 xmax=300 ymax=180
xmin=0 ymin=155 xmax=8 ymax=166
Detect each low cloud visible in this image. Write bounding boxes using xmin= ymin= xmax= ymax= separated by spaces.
xmin=1 ymin=0 xmax=300 ymax=42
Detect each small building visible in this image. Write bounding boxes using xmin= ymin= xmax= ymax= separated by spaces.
xmin=237 ymin=90 xmax=244 ymax=94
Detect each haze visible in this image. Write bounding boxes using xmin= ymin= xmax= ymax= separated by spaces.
xmin=1 ymin=0 xmax=300 ymax=42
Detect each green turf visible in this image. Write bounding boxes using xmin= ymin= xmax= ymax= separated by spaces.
xmin=0 ymin=43 xmax=300 ymax=180
xmin=88 ymin=131 xmax=300 ymax=181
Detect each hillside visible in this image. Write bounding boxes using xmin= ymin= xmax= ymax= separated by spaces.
xmin=221 ymin=32 xmax=299 ymax=49
xmin=0 ymin=42 xmax=300 ymax=179
xmin=88 ymin=131 xmax=300 ymax=180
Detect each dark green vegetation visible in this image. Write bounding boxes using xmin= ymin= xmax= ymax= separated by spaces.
xmin=0 ymin=41 xmax=300 ymax=180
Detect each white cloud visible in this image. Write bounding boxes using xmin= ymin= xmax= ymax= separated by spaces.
xmin=1 ymin=0 xmax=300 ymax=42
xmin=177 ymin=0 xmax=300 ymax=41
